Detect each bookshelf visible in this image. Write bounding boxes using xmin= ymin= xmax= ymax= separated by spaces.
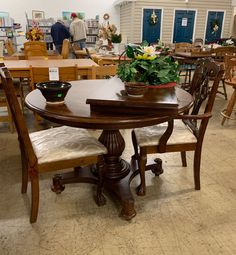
xmin=85 ymin=19 xmax=99 ymax=46
xmin=0 ymin=15 xmax=21 ymax=53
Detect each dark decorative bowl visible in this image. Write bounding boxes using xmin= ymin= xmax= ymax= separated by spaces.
xmin=36 ymin=81 xmax=72 ymax=104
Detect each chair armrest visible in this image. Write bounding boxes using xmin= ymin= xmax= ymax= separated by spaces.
xmin=175 ymin=112 xmax=212 ymax=120
xmin=158 ymin=119 xmax=174 ymax=153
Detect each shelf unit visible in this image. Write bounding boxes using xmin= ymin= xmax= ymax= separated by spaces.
xmin=85 ymin=19 xmax=99 ymax=46
xmin=0 ymin=16 xmax=17 ymax=53
xmin=27 ymin=18 xmax=55 ymax=50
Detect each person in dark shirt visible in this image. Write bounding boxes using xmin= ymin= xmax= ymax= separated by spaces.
xmin=51 ymin=19 xmax=70 ymax=53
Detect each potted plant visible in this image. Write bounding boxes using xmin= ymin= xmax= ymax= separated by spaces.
xmin=111 ymin=33 xmax=122 ymax=43
xmin=111 ymin=33 xmax=122 ymax=54
xmin=98 ymin=23 xmax=117 ymax=50
xmin=117 ymin=42 xmax=179 ymax=96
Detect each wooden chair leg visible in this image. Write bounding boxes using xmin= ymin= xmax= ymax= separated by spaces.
xmin=131 ymin=130 xmax=139 ymax=161
xmin=30 ymin=170 xmax=39 ymax=223
xmin=181 ymin=151 xmax=187 ymax=167
xmin=221 ymin=89 xmax=236 ymax=125
xmin=19 ymin=83 xmax=25 ymax=113
xmin=137 ymin=147 xmax=147 ymax=196
xmin=20 ymin=144 xmax=28 ymax=193
xmin=193 ymin=147 xmax=202 ymax=190
xmin=6 ymin=102 xmax=14 ymax=133
xmin=221 ymin=80 xmax=227 ymax=100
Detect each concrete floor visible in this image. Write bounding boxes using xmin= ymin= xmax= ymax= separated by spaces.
xmin=0 ymin=89 xmax=235 ymax=255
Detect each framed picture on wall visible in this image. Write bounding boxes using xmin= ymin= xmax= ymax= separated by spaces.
xmin=62 ymin=11 xmax=85 ymax=20
xmin=32 ymin=10 xmax=45 ymax=20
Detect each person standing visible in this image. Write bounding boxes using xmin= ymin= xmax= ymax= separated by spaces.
xmin=69 ymin=13 xmax=88 ymax=50
xmin=51 ymin=19 xmax=70 ymax=53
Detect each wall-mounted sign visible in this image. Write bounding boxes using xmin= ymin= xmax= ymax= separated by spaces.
xmin=182 ymin=18 xmax=188 ymax=26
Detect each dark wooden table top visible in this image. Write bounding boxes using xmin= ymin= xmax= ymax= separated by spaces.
xmin=174 ymin=51 xmax=216 ymax=59
xmin=25 ymin=78 xmax=193 ymax=130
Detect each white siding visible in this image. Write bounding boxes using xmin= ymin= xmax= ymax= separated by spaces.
xmin=119 ymin=0 xmax=233 ymax=43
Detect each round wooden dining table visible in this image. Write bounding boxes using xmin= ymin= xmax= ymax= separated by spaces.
xmin=25 ymin=78 xmax=193 ymax=220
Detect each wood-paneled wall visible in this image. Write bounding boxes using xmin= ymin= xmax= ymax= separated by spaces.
xmin=119 ymin=0 xmax=233 ymax=43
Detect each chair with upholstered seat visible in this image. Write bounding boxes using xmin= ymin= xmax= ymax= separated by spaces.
xmin=23 ymin=41 xmax=47 ymax=59
xmin=0 ymin=63 xmax=107 ymax=223
xmin=131 ymin=58 xmax=224 ymax=196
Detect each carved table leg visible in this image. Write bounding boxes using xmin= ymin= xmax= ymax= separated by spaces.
xmin=98 ymin=130 xmax=136 ymax=220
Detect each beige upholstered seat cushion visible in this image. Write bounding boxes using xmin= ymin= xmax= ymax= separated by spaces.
xmin=29 ymin=126 xmax=107 ymax=164
xmin=134 ymin=120 xmax=197 ymax=147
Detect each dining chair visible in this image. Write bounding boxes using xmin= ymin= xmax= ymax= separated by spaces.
xmin=85 ymin=48 xmax=93 ymax=59
xmin=174 ymin=43 xmax=195 ymax=90
xmin=23 ymin=41 xmax=48 ymax=59
xmin=0 ymin=63 xmax=108 ymax=223
xmin=29 ymin=65 xmax=78 ymax=90
xmin=174 ymin=42 xmax=193 ymax=53
xmin=3 ymin=55 xmax=26 ymax=108
xmin=213 ymin=46 xmax=236 ymax=100
xmin=61 ymin=39 xmax=70 ymax=59
xmin=0 ymin=90 xmax=14 ymax=132
xmin=131 ymin=58 xmax=224 ymax=196
xmin=221 ymin=56 xmax=236 ymax=125
xmin=4 ymin=39 xmax=16 ymax=56
xmin=91 ymin=64 xmax=117 ymax=79
xmin=97 ymin=59 xmax=117 ymax=66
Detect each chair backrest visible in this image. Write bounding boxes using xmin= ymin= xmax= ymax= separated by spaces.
xmin=214 ymin=46 xmax=236 ymax=62
xmin=223 ymin=55 xmax=236 ymax=81
xmin=193 ymin=38 xmax=203 ymax=47
xmin=0 ymin=41 xmax=4 ymax=57
xmin=175 ymin=42 xmax=193 ymax=53
xmin=3 ymin=55 xmax=20 ymax=60
xmin=61 ymin=39 xmax=70 ymax=59
xmin=97 ymin=59 xmax=116 ymax=66
xmin=24 ymin=41 xmax=47 ymax=59
xmin=187 ymin=58 xmax=224 ymax=134
xmin=27 ymin=55 xmax=63 ymax=60
xmin=4 ymin=39 xmax=15 ymax=55
xmin=85 ymin=48 xmax=92 ymax=59
xmin=0 ymin=63 xmax=37 ymax=166
xmin=91 ymin=65 xmax=117 ymax=79
xmin=30 ymin=65 xmax=78 ymax=89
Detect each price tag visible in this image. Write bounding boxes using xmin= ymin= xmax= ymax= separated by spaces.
xmin=49 ymin=67 xmax=59 ymax=81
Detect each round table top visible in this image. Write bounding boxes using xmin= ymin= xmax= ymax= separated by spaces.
xmin=25 ymin=79 xmax=193 ymax=130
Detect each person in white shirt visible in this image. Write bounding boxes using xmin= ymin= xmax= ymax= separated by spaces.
xmin=69 ymin=12 xmax=88 ymax=50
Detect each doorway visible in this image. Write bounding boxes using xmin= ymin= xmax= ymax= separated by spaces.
xmin=205 ymin=11 xmax=224 ymax=44
xmin=173 ymin=10 xmax=196 ymax=43
xmin=142 ymin=8 xmax=162 ymax=43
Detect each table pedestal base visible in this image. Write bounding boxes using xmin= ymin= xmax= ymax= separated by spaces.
xmin=51 ymin=130 xmax=138 ymax=220
xmin=103 ymin=159 xmax=136 ymax=220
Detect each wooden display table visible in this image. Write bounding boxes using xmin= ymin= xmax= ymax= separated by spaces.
xmin=3 ymin=59 xmax=98 ymax=79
